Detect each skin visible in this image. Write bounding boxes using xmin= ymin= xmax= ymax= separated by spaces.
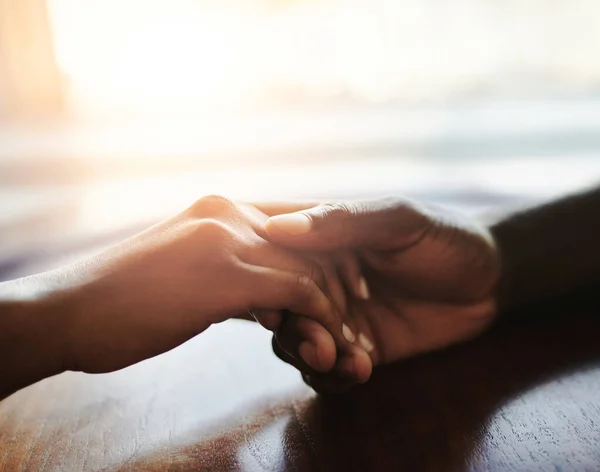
xmin=259 ymin=198 xmax=502 ymax=393
xmin=260 ymin=187 xmax=600 ymax=392
xmin=0 ymin=195 xmax=356 ymax=400
xmin=4 ymin=187 xmax=599 ymax=398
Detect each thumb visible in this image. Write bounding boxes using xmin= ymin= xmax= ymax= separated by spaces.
xmin=264 ymin=198 xmax=431 ymax=251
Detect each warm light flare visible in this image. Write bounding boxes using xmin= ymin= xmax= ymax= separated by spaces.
xmin=47 ymin=0 xmax=600 ymax=116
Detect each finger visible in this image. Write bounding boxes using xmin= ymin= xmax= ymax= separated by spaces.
xmin=302 ymin=372 xmax=357 ymax=395
xmin=242 ymin=264 xmax=357 ymax=351
xmin=236 ymin=203 xmax=270 ymax=239
xmin=250 ymin=309 xmax=282 ymax=331
xmin=264 ymin=198 xmax=431 ymax=251
xmin=311 ymin=256 xmax=363 ymax=356
xmin=240 ymin=245 xmax=359 ymax=353
xmin=334 ymin=345 xmax=373 ymax=385
xmin=336 ymin=251 xmax=370 ymax=300
xmin=251 ymin=201 xmax=320 ymax=217
xmin=235 ymin=311 xmax=256 ymax=322
xmin=272 ymin=334 xmax=318 ymax=376
xmin=239 ymin=240 xmax=330 ymax=294
xmin=241 ymin=243 xmax=359 ymax=343
xmin=243 ymin=200 xmax=317 ymax=240
xmin=306 ymin=345 xmax=374 ymax=394
xmin=275 ymin=314 xmax=337 ymax=373
xmin=314 ymin=254 xmax=348 ymax=316
xmin=276 ymin=342 xmax=355 ymax=395
xmin=242 ymin=243 xmax=353 ymax=330
xmin=276 ymin=313 xmax=371 ymax=383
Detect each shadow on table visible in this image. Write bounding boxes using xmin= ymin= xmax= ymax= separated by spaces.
xmin=116 ymin=291 xmax=600 ymax=472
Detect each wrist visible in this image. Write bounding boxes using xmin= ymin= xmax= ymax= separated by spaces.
xmin=0 ymin=296 xmax=70 ymax=398
xmin=26 ymin=296 xmax=72 ymax=375
xmin=32 ymin=287 xmax=86 ymax=373
xmin=488 ymin=220 xmax=517 ymax=315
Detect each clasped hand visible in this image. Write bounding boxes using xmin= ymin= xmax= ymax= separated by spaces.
xmin=39 ymin=195 xmax=499 ymax=394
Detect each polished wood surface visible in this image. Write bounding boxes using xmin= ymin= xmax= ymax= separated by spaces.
xmin=2 ymin=295 xmax=600 ymax=471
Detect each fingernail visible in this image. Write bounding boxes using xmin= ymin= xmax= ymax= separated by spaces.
xmin=342 ymin=323 xmax=356 ymax=343
xmin=298 ymin=341 xmax=320 ymax=370
xmin=267 ymin=213 xmax=312 ymax=235
xmin=358 ymin=333 xmax=374 ymax=353
xmin=358 ymin=276 xmax=370 ymax=300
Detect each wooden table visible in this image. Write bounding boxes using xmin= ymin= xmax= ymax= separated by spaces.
xmin=2 ymin=293 xmax=600 ymax=472
xmin=1 ymin=180 xmax=599 ymax=471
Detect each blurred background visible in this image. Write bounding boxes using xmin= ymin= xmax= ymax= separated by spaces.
xmin=1 ymin=0 xmax=600 ymax=279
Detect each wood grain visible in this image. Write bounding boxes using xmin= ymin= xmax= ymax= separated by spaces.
xmin=2 ymin=297 xmax=600 ymax=471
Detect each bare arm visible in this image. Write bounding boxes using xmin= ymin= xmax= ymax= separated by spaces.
xmin=256 ymin=188 xmax=600 ymax=393
xmin=0 ymin=196 xmax=348 ymax=400
xmin=489 ymin=185 xmax=600 ymax=312
xmin=0 ymin=269 xmax=81 ymax=398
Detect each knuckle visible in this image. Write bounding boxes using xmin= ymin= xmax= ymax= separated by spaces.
xmin=395 ymin=197 xmax=431 ymax=223
xmin=190 ymin=218 xmax=232 ymax=242
xmin=378 ymin=197 xmax=433 ymax=242
xmin=380 ymin=196 xmax=409 ymax=211
xmin=289 ymin=273 xmax=334 ymax=324
xmin=310 ymin=202 xmax=361 ymax=235
xmin=293 ymin=273 xmax=317 ymax=300
xmin=302 ymin=262 xmax=326 ymax=290
xmin=319 ymin=202 xmax=359 ymax=219
xmin=236 ymin=236 xmax=268 ymax=262
xmin=188 ymin=194 xmax=235 ymax=218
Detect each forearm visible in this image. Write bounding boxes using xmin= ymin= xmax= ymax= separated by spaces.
xmin=488 ymin=185 xmax=600 ymax=313
xmin=0 ymin=254 xmax=117 ymax=399
xmin=0 ymin=281 xmax=69 ymax=399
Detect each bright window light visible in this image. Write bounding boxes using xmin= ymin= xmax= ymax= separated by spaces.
xmin=47 ymin=0 xmax=600 ymax=117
